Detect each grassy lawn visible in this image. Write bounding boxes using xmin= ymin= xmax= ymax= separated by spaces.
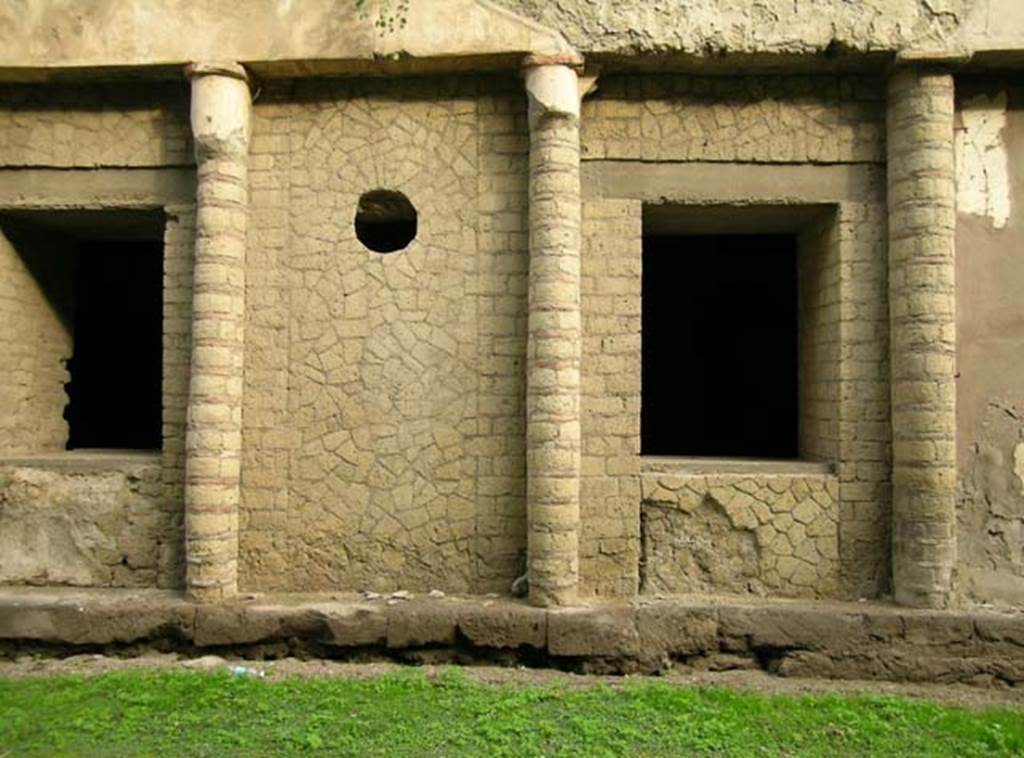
xmin=1 ymin=667 xmax=1022 ymax=756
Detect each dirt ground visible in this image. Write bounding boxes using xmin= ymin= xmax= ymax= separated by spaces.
xmin=1 ymin=653 xmax=1022 ymax=710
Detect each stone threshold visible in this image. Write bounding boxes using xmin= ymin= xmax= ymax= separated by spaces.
xmin=0 ymin=450 xmax=161 ymax=473
xmin=0 ymin=586 xmax=1022 ymax=686
xmin=640 ymin=457 xmax=835 ymax=476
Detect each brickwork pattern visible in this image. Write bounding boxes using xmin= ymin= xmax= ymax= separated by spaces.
xmin=886 ymin=69 xmax=957 ymax=608
xmin=582 ymin=76 xmax=884 ymax=164
xmin=641 ymin=472 xmax=840 ymax=598
xmin=0 ymin=83 xmax=191 ymax=168
xmin=473 ymin=88 xmax=530 ymax=592
xmin=157 ymin=205 xmax=195 ymax=589
xmin=183 ymin=69 xmax=251 ymax=602
xmin=797 ymin=210 xmax=841 ymax=466
xmin=238 ymin=92 xmax=293 ymax=590
xmin=0 ymin=226 xmax=74 ymax=455
xmin=579 ymin=199 xmax=641 ymax=599
xmin=836 ymin=201 xmax=892 ymax=598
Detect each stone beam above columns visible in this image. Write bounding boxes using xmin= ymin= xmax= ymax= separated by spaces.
xmin=886 ymin=64 xmax=957 ymax=609
xmin=184 ymin=62 xmax=251 ymax=603
xmin=524 ymin=58 xmax=583 ymax=608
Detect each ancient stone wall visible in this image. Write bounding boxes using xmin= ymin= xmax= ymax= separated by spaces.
xmin=580 ymin=75 xmax=889 ymax=601
xmin=640 ymin=466 xmax=839 ymax=598
xmin=0 ymin=83 xmax=195 ymax=590
xmin=579 ymin=198 xmax=642 ymax=598
xmin=0 ymin=224 xmax=75 ymax=455
xmin=834 ymin=200 xmax=892 ymax=599
xmin=0 ymin=453 xmax=167 ymax=587
xmin=955 ymin=79 xmax=1024 ymax=608
xmin=797 ymin=210 xmax=841 ymax=465
xmin=581 ymin=75 xmax=884 ymax=163
xmin=0 ymin=83 xmax=192 ymax=168
xmin=239 ymin=77 xmax=530 ymax=594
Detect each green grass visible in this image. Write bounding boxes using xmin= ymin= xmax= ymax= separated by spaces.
xmin=1 ymin=668 xmax=1022 ymax=756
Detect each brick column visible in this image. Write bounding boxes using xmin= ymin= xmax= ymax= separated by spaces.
xmin=524 ymin=59 xmax=582 ymax=607
xmin=184 ymin=62 xmax=251 ymax=602
xmin=886 ymin=66 xmax=956 ymax=609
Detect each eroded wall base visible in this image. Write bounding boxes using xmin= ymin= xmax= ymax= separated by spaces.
xmin=1 ymin=586 xmax=1022 ymax=687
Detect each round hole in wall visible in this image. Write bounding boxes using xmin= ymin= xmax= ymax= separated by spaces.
xmin=354 ymin=189 xmax=417 ymax=253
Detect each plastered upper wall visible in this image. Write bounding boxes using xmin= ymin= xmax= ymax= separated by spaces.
xmin=2 ymin=0 xmax=1023 ymax=80
xmin=0 ymin=0 xmax=572 ymax=76
xmin=501 ymin=0 xmax=1023 ymax=59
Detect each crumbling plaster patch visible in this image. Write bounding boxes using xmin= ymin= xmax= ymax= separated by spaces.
xmin=640 ymin=473 xmax=839 ymax=599
xmin=497 ymin=0 xmax=966 ymax=58
xmin=956 ymin=91 xmax=1010 ymax=229
xmin=0 ymin=458 xmax=167 ymax=588
xmin=957 ymin=401 xmax=1024 ymax=606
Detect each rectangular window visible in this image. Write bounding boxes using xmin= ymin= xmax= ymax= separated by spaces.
xmin=0 ymin=210 xmax=164 ymax=452
xmin=642 ymin=233 xmax=798 ymax=458
xmin=65 ymin=238 xmax=163 ymax=450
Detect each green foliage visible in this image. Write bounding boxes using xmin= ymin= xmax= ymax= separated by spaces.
xmin=354 ymin=0 xmax=409 ymax=34
xmin=1 ymin=668 xmax=1022 ymax=756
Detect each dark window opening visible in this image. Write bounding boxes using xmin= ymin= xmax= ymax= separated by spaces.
xmin=354 ymin=189 xmax=417 ymax=253
xmin=642 ymin=234 xmax=798 ymax=458
xmin=65 ymin=240 xmax=163 ymax=450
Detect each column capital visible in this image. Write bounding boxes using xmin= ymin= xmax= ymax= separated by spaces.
xmin=187 ymin=62 xmax=252 ymax=159
xmin=524 ymin=62 xmax=580 ymax=127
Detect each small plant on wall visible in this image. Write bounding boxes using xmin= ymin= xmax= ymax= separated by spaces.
xmin=354 ymin=0 xmax=410 ymax=34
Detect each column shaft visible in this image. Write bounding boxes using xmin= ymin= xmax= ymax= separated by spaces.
xmin=184 ymin=63 xmax=251 ymax=602
xmin=886 ymin=67 xmax=957 ymax=608
xmin=525 ymin=63 xmax=582 ymax=607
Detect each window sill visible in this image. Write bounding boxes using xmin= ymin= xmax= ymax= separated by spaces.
xmin=0 ymin=449 xmax=161 ymax=473
xmin=640 ymin=456 xmax=834 ymax=476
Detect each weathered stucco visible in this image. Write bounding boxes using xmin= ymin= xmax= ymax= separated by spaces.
xmin=640 ymin=469 xmax=840 ymax=599
xmin=0 ymin=453 xmax=167 ymax=587
xmin=6 ymin=0 xmax=1024 ymax=79
xmin=956 ymin=80 xmax=1024 ymax=607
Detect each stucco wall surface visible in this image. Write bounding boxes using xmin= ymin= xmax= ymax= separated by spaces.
xmin=239 ymin=77 xmax=529 ymax=595
xmin=500 ymin=0 xmax=968 ymax=57
xmin=0 ymin=455 xmax=168 ymax=587
xmin=955 ymin=79 xmax=1024 ymax=607
xmin=7 ymin=0 xmax=1024 ymax=77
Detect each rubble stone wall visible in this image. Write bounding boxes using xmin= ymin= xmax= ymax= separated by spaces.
xmin=239 ymin=77 xmax=530 ymax=594
xmin=580 ymin=74 xmax=888 ymax=601
xmin=0 ymin=225 xmax=75 ymax=455
xmin=0 ymin=83 xmax=192 ymax=168
xmin=640 ymin=470 xmax=840 ymax=598
xmin=581 ymin=75 xmax=884 ymax=164
xmin=0 ymin=454 xmax=168 ymax=587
